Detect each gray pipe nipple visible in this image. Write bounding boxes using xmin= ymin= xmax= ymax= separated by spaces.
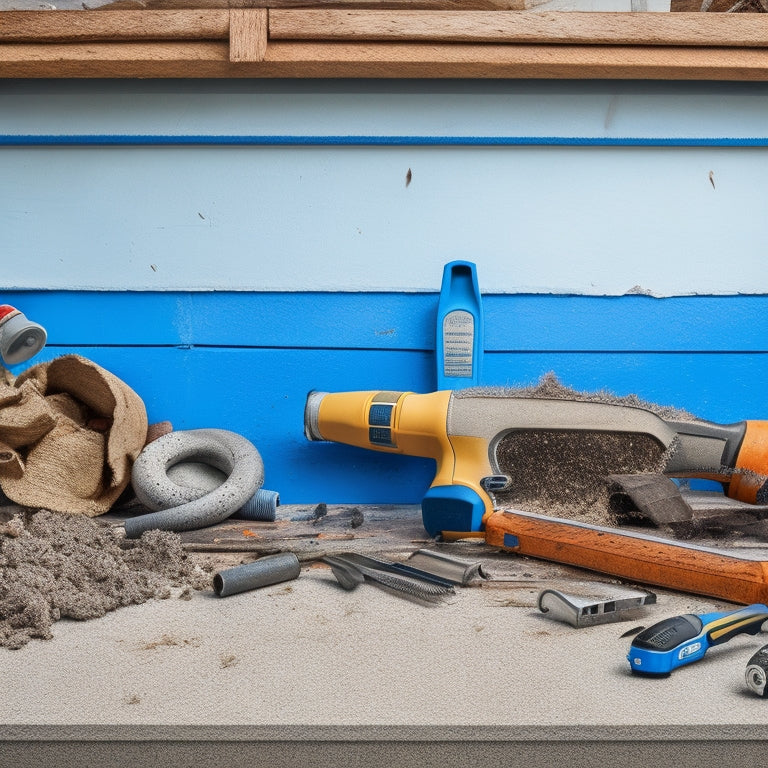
xmin=213 ymin=553 xmax=301 ymax=597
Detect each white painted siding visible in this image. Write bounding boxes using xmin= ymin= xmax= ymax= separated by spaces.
xmin=2 ymin=80 xmax=768 ymax=295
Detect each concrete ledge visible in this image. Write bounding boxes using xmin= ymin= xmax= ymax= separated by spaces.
xmin=3 ymin=506 xmax=768 ymax=767
xmin=2 ymin=730 xmax=768 ymax=768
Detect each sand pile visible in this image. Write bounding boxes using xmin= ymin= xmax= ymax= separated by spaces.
xmin=0 ymin=509 xmax=211 ymax=650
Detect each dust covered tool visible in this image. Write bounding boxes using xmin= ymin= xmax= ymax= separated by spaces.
xmin=608 ymin=473 xmax=768 ymax=539
xmin=321 ymin=552 xmax=455 ymax=602
xmin=538 ymin=586 xmax=656 ymax=628
xmin=305 ymin=387 xmax=768 ymax=602
xmin=214 ymin=553 xmax=300 ymax=597
xmin=304 ymin=388 xmax=768 ymax=536
xmin=406 ymin=549 xmax=488 ymax=586
xmin=485 ymin=509 xmax=768 ymax=605
xmin=627 ymin=604 xmax=768 ymax=677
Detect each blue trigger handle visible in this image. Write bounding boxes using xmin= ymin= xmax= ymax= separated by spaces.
xmin=421 ymin=485 xmax=485 ymax=537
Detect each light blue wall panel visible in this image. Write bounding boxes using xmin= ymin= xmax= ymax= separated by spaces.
xmin=3 ymin=79 xmax=768 ymax=295
xmin=3 ymin=143 xmax=768 ymax=295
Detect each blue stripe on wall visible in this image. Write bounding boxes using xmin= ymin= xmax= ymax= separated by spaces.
xmin=3 ymin=291 xmax=767 ymax=505
xmin=3 ymin=135 xmax=768 ymax=147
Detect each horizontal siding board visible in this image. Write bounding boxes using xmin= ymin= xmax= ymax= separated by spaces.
xmin=3 ymin=143 xmax=768 ymax=296
xmin=5 ymin=291 xmax=768 ymax=352
xmin=3 ymin=80 xmax=768 ymax=141
xmin=483 ymin=295 xmax=768 ymax=353
xmin=3 ymin=292 xmax=437 ymax=349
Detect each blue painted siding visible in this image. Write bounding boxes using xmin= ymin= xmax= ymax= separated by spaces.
xmin=4 ymin=291 xmax=767 ymax=506
xmin=4 ymin=79 xmax=768 ymax=506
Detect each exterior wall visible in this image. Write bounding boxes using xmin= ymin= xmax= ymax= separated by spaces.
xmin=2 ymin=79 xmax=767 ymax=504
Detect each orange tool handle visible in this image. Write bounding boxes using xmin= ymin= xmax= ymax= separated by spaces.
xmin=729 ymin=420 xmax=768 ymax=503
xmin=485 ymin=509 xmax=768 ymax=605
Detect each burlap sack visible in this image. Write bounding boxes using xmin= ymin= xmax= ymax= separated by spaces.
xmin=0 ymin=355 xmax=148 ymax=515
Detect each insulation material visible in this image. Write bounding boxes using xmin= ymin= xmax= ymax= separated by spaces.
xmin=0 ymin=509 xmax=211 ymax=649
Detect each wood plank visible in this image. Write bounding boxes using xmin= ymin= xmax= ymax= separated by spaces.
xmin=0 ymin=10 xmax=229 ymax=42
xmin=2 ymin=41 xmax=768 ymax=80
xmin=0 ymin=41 xmax=230 ymax=75
xmin=230 ymin=8 xmax=268 ymax=62
xmin=269 ymin=10 xmax=768 ymax=46
xmin=2 ymin=9 xmax=763 ymax=48
xmin=173 ymin=504 xmax=434 ymax=558
xmin=36 ymin=0 xmax=538 ymax=10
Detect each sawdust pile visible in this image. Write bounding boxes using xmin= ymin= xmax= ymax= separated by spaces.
xmin=476 ymin=372 xmax=696 ymax=421
xmin=0 ymin=509 xmax=211 ymax=650
xmin=476 ymin=373 xmax=694 ymax=524
xmin=495 ymin=430 xmax=671 ymax=524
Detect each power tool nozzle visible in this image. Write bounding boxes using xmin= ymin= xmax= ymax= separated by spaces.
xmin=303 ymin=391 xmax=327 ymax=442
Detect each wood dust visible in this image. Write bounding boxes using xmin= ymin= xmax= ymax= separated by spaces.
xmin=0 ymin=509 xmax=212 ymax=650
xmin=486 ymin=373 xmax=687 ymax=525
xmin=495 ymin=430 xmax=670 ymax=524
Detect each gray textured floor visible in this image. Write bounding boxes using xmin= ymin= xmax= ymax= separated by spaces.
xmin=1 ymin=559 xmax=766 ymax=766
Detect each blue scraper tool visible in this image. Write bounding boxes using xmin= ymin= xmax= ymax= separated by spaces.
xmin=628 ymin=603 xmax=768 ymax=677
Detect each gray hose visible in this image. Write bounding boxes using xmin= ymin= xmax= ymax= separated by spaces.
xmin=163 ymin=461 xmax=280 ymax=521
xmin=213 ymin=553 xmax=301 ymax=597
xmin=125 ymin=428 xmax=264 ymax=539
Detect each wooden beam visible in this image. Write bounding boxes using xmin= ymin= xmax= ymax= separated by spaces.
xmin=13 ymin=0 xmax=536 ymax=10
xmin=0 ymin=10 xmax=229 ymax=42
xmin=1 ymin=41 xmax=768 ymax=80
xmin=230 ymin=8 xmax=268 ymax=62
xmin=1 ymin=9 xmax=768 ymax=80
xmin=269 ymin=10 xmax=768 ymax=47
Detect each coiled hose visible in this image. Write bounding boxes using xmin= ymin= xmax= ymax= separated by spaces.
xmin=125 ymin=428 xmax=267 ymax=539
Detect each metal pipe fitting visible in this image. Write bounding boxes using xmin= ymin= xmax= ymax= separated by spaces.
xmin=237 ymin=488 xmax=280 ymax=521
xmin=213 ymin=552 xmax=301 ymax=597
xmin=303 ymin=390 xmax=327 ymax=441
xmin=126 ymin=428 xmax=264 ymax=538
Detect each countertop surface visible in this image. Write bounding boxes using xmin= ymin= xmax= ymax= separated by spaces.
xmin=2 ymin=504 xmax=767 ymax=767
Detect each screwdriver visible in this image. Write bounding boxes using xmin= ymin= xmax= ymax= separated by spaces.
xmin=627 ymin=604 xmax=768 ymax=677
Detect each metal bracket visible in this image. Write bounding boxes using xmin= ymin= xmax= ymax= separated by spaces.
xmin=538 ymin=587 xmax=656 ymax=628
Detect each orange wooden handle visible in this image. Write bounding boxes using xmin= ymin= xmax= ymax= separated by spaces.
xmin=485 ymin=509 xmax=768 ymax=605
